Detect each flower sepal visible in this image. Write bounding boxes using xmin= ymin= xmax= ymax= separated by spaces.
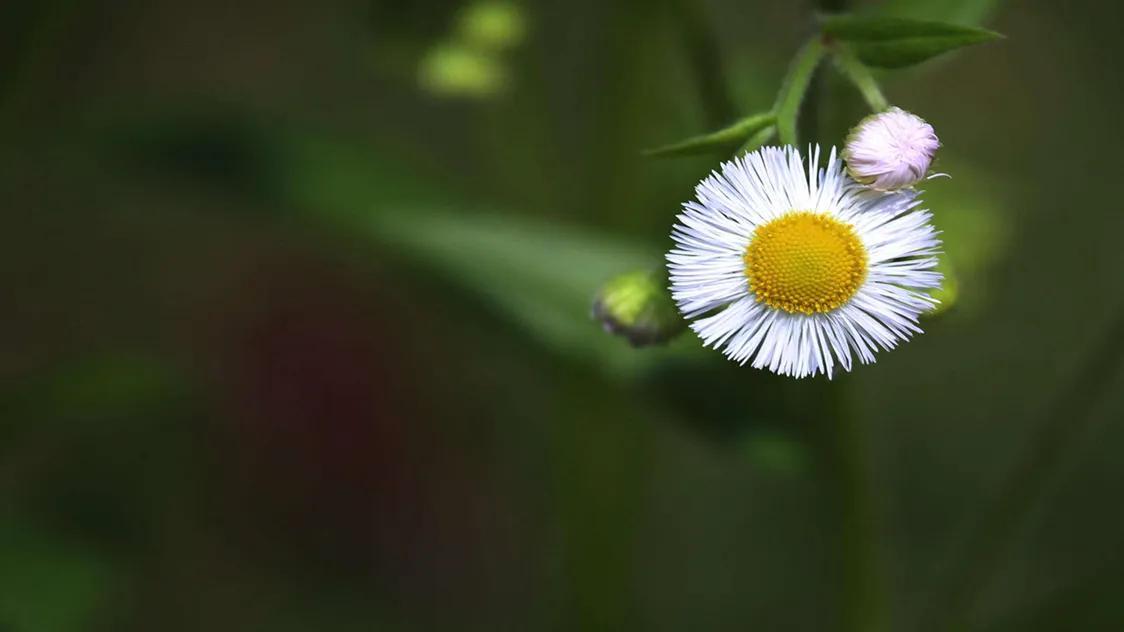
xmin=593 ymin=269 xmax=685 ymax=347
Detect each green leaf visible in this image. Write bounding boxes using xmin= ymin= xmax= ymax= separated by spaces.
xmin=873 ymin=0 xmax=1002 ymax=26
xmin=93 ymin=110 xmax=709 ymax=375
xmin=774 ymin=38 xmax=825 ymax=145
xmin=643 ymin=112 xmax=774 ymax=158
xmin=821 ymin=15 xmax=1002 ymax=68
xmin=272 ymin=127 xmax=709 ymax=375
xmin=364 ymin=209 xmax=705 ymax=375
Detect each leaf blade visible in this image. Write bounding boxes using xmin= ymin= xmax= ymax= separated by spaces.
xmin=643 ymin=112 xmax=775 ymax=158
xmin=821 ymin=15 xmax=1001 ymax=68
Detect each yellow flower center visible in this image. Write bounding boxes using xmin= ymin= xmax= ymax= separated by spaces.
xmin=744 ymin=211 xmax=867 ymax=315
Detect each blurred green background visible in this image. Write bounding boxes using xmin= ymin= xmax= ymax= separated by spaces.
xmin=3 ymin=0 xmax=1124 ymax=630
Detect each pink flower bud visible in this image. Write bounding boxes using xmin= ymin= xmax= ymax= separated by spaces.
xmin=843 ymin=107 xmax=940 ymax=191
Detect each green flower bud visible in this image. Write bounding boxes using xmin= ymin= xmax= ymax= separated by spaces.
xmin=456 ymin=1 xmax=526 ymax=52
xmin=418 ymin=44 xmax=506 ymax=99
xmin=593 ymin=269 xmax=685 ymax=347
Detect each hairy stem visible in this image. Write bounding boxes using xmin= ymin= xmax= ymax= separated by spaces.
xmin=833 ymin=51 xmax=889 ymax=112
xmin=775 ymin=37 xmax=825 ymax=146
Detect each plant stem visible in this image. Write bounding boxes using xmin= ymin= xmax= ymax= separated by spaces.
xmin=816 ymin=387 xmax=887 ymax=632
xmin=737 ymin=125 xmax=777 ymax=155
xmin=797 ymin=0 xmax=887 ymax=625
xmin=669 ymin=0 xmax=738 ymax=128
xmin=924 ymin=306 xmax=1124 ymax=632
xmin=774 ymin=37 xmax=825 ymax=146
xmin=833 ymin=51 xmax=889 ymax=112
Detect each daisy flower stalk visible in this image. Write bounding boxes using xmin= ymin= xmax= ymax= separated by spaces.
xmin=667 ymin=145 xmax=941 ymax=378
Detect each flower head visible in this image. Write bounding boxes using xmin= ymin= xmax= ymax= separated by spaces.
xmin=667 ymin=145 xmax=941 ymax=378
xmin=593 ymin=269 xmax=684 ymax=347
xmin=843 ymin=107 xmax=939 ymax=191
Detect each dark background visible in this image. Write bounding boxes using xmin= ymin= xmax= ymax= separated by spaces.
xmin=3 ymin=0 xmax=1124 ymax=630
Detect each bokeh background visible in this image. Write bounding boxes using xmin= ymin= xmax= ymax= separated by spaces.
xmin=4 ymin=0 xmax=1124 ymax=630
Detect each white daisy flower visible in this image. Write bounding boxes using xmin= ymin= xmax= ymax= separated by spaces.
xmin=667 ymin=145 xmax=941 ymax=378
xmin=842 ymin=107 xmax=940 ymax=191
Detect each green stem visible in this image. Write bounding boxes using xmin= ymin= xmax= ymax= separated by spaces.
xmin=789 ymin=380 xmax=886 ymax=632
xmin=924 ymin=307 xmax=1124 ymax=632
xmin=737 ymin=124 xmax=777 ymax=155
xmin=790 ymin=3 xmax=886 ymax=626
xmin=832 ymin=394 xmax=887 ymax=632
xmin=833 ymin=50 xmax=890 ymax=112
xmin=774 ymin=37 xmax=825 ymax=146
